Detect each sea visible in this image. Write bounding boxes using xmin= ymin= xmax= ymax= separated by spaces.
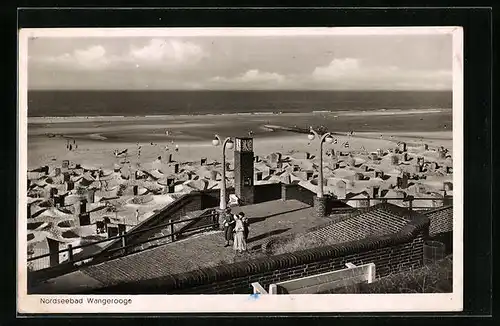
xmin=27 ymin=90 xmax=452 ymax=117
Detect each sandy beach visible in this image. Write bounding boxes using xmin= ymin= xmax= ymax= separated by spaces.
xmin=27 ymin=109 xmax=452 ymax=169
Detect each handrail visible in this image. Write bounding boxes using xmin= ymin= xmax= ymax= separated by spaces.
xmin=53 ymin=217 xmax=219 ymax=267
xmin=27 ymin=210 xmax=218 ymax=262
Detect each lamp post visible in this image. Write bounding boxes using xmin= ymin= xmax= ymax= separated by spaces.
xmin=212 ymin=135 xmax=234 ymax=211
xmin=308 ymin=127 xmax=334 ymax=198
xmin=308 ymin=127 xmax=333 ymax=217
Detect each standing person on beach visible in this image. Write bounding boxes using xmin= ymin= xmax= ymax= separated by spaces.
xmin=233 ymin=214 xmax=247 ymax=253
xmin=223 ymin=211 xmax=236 ymax=247
xmin=135 ymin=209 xmax=140 ymax=222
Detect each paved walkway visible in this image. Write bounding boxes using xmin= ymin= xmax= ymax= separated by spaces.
xmin=31 ymin=199 xmax=330 ymax=293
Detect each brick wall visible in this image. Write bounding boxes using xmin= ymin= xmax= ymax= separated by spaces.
xmin=281 ymin=183 xmax=315 ymax=206
xmin=425 ymin=206 xmax=453 ymax=236
xmin=424 ymin=206 xmax=453 ymax=254
xmin=254 ymin=183 xmax=282 ymax=203
xmin=176 ymin=234 xmax=425 ymax=294
xmin=95 ymin=213 xmax=429 ymax=294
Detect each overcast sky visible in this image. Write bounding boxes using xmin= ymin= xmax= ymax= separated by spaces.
xmin=27 ymin=34 xmax=453 ymax=91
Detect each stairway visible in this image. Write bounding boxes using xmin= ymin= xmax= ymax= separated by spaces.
xmin=129 ymin=209 xmax=210 ymax=253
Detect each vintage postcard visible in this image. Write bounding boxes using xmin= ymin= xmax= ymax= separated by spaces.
xmin=17 ymin=27 xmax=463 ymax=313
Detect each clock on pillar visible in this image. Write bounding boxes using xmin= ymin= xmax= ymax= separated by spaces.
xmin=234 ymin=137 xmax=254 ymax=205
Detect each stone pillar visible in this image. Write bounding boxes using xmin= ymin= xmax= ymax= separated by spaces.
xmin=174 ymin=163 xmax=180 ymax=174
xmin=168 ymin=154 xmax=173 ymax=163
xmin=256 ymin=171 xmax=263 ymax=181
xmin=47 ymin=237 xmax=60 ymax=267
xmin=314 ymin=196 xmax=327 ymax=218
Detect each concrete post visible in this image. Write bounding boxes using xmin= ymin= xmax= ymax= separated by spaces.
xmin=314 ymin=195 xmax=327 ymax=218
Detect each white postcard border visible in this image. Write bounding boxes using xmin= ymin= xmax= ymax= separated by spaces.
xmin=17 ymin=26 xmax=464 ymax=314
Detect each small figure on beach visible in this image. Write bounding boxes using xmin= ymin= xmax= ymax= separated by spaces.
xmin=233 ymin=214 xmax=247 ymax=253
xmin=223 ymin=212 xmax=236 ymax=247
xmin=135 ymin=209 xmax=140 ymax=222
xmin=175 ymin=144 xmax=179 ymax=152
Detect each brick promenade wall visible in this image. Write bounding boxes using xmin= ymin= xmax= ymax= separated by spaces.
xmin=424 ymin=206 xmax=453 ymax=255
xmin=95 ymin=213 xmax=429 ymax=294
xmin=254 ymin=183 xmax=282 ymax=203
xmin=281 ymin=183 xmax=316 ymax=206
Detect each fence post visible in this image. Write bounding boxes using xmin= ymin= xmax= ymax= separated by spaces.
xmin=121 ymin=232 xmax=126 ymax=248
xmin=67 ymin=244 xmax=73 ymax=262
xmin=170 ymin=223 xmax=175 ymax=242
xmin=213 ymin=210 xmax=219 ymax=229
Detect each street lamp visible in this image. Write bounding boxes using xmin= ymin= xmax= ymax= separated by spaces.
xmin=212 ymin=134 xmax=234 ymax=210
xmin=308 ymin=126 xmax=333 ymax=198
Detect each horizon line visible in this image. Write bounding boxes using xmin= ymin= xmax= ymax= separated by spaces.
xmin=27 ymin=89 xmax=453 ymax=92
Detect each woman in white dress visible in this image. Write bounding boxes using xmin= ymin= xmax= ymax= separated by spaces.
xmin=233 ymin=215 xmax=247 ymax=253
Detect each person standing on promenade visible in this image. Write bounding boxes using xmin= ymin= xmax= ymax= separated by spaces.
xmin=223 ymin=211 xmax=236 ymax=247
xmin=233 ymin=214 xmax=247 ymax=253
xmin=239 ymin=212 xmax=249 ymax=242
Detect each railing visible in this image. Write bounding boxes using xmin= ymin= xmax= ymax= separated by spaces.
xmin=336 ymin=196 xmax=452 ymax=209
xmin=27 ymin=209 xmax=220 ymax=277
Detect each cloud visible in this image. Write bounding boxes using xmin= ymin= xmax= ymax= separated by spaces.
xmin=311 ymin=58 xmax=452 ymax=90
xmin=211 ymin=69 xmax=286 ymax=87
xmin=31 ymin=39 xmax=207 ymax=71
xmin=129 ymin=39 xmax=206 ymax=65
xmin=312 ymin=58 xmax=360 ymax=78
